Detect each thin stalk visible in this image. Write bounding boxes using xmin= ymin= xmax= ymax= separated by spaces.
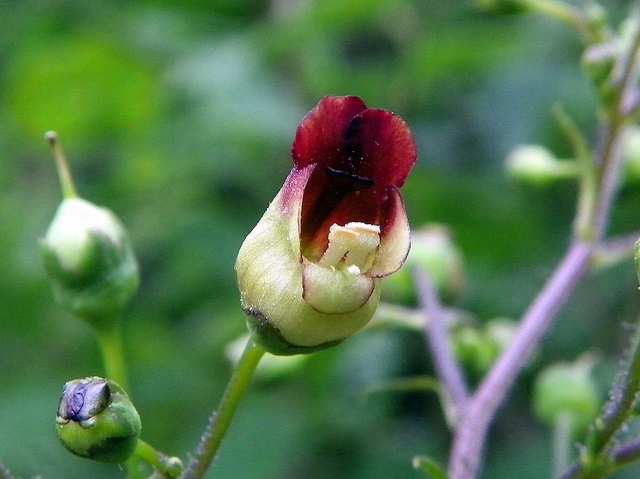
xmin=134 ymin=439 xmax=183 ymax=479
xmin=45 ymin=131 xmax=78 ymax=199
xmin=584 ymin=323 xmax=640 ymax=460
xmin=413 ymin=267 xmax=469 ymax=420
xmin=593 ymin=15 xmax=640 ymax=239
xmin=93 ymin=321 xmax=128 ymax=391
xmin=553 ymin=413 xmax=574 ymax=478
xmin=526 ymin=0 xmax=594 ymax=42
xmin=552 ymin=105 xmax=597 ymax=241
xmin=610 ymin=438 xmax=640 ymax=471
xmin=0 ymin=462 xmax=18 ymax=479
xmin=181 ymin=339 xmax=265 ymax=479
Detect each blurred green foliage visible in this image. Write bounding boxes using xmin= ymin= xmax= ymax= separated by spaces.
xmin=1 ymin=0 xmax=640 ymax=478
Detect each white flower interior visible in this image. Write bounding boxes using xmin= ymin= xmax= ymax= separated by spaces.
xmin=318 ymin=222 xmax=381 ymax=274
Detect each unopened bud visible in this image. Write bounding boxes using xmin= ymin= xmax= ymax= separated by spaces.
xmin=622 ymin=128 xmax=640 ymax=184
xmin=506 ymin=144 xmax=577 ymax=186
xmin=40 ymin=198 xmax=139 ymax=326
xmin=533 ymin=361 xmax=600 ymax=435
xmin=40 ymin=133 xmax=138 ymax=327
xmin=56 ymin=377 xmax=141 ymax=463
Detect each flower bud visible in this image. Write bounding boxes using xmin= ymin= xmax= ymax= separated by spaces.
xmin=583 ymin=42 xmax=617 ymax=89
xmin=383 ymin=225 xmax=465 ymax=304
xmin=533 ymin=362 xmax=600 ymax=435
xmin=622 ymin=128 xmax=640 ymax=184
xmin=506 ymin=144 xmax=578 ymax=186
xmin=40 ymin=197 xmax=139 ymax=327
xmin=56 ymin=377 xmax=141 ymax=463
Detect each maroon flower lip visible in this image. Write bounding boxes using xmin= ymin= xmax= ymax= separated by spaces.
xmin=289 ymin=95 xmax=417 ymax=263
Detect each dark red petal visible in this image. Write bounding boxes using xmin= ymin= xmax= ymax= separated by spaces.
xmin=301 ymin=187 xmax=383 ymax=260
xmin=343 ymin=109 xmax=417 ymax=188
xmin=292 ymin=96 xmax=368 ymax=169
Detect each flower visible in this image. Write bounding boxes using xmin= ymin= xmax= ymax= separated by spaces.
xmin=236 ymin=95 xmax=417 ymax=355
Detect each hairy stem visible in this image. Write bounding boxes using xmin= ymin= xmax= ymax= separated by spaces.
xmin=181 ymin=339 xmax=265 ymax=479
xmin=584 ymin=323 xmax=640 ymax=462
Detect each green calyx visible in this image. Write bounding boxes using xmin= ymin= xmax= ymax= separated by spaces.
xmin=236 ymin=185 xmax=383 ymax=355
xmin=56 ymin=377 xmax=141 ymax=463
xmin=244 ymin=308 xmax=344 ymax=356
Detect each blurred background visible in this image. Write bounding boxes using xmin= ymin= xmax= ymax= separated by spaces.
xmin=2 ymin=0 xmax=640 ymax=478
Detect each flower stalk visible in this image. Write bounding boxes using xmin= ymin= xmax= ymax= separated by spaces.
xmin=94 ymin=321 xmax=129 ymax=392
xmin=413 ymin=266 xmax=469 ymax=422
xmin=45 ymin=131 xmax=77 ymax=200
xmin=134 ymin=440 xmax=183 ymax=479
xmin=181 ymin=339 xmax=265 ymax=479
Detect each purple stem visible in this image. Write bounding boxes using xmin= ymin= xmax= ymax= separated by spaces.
xmin=447 ymin=240 xmax=593 ymax=479
xmin=413 ymin=267 xmax=469 ymax=415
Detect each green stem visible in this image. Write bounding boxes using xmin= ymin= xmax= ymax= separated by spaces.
xmin=553 ymin=413 xmax=574 ymax=478
xmin=134 ymin=439 xmax=184 ymax=479
xmin=181 ymin=339 xmax=265 ymax=479
xmin=93 ymin=320 xmax=128 ymax=392
xmin=552 ymin=105 xmax=597 ymax=241
xmin=584 ymin=321 xmax=640 ymax=459
xmin=526 ymin=0 xmax=594 ymax=42
xmin=45 ymin=131 xmax=78 ymax=200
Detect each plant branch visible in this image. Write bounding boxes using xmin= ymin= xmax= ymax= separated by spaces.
xmin=447 ymin=240 xmax=593 ymax=479
xmin=413 ymin=267 xmax=469 ymax=419
xmin=180 ymin=338 xmax=265 ymax=479
xmin=134 ymin=439 xmax=183 ymax=479
xmin=584 ymin=323 xmax=640 ymax=462
xmin=446 ymin=11 xmax=640 ymax=479
xmin=0 ymin=462 xmax=18 ymax=479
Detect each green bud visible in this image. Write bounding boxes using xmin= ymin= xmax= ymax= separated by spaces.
xmin=452 ymin=325 xmax=498 ymax=376
xmin=56 ymin=377 xmax=141 ymax=463
xmin=583 ymin=42 xmax=617 ymax=87
xmin=506 ymin=144 xmax=578 ymax=186
xmin=533 ymin=362 xmax=600 ymax=435
xmin=622 ymin=128 xmax=640 ymax=184
xmin=40 ymin=197 xmax=139 ymax=327
xmin=452 ymin=318 xmax=518 ymax=376
xmin=382 ymin=225 xmax=465 ymax=305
